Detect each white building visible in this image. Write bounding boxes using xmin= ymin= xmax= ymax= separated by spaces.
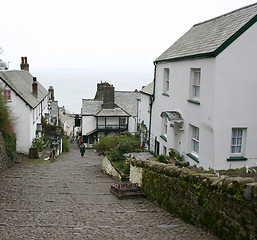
xmin=151 ymin=3 xmax=257 ymax=170
xmin=81 ymin=82 xmax=140 ymax=147
xmin=0 ymin=57 xmax=48 ymax=154
xmin=138 ymin=81 xmax=154 ymax=150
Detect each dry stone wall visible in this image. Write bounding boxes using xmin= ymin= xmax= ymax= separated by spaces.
xmin=131 ymin=158 xmax=257 ymax=240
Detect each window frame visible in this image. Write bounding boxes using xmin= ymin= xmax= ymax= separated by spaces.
xmin=163 ymin=68 xmax=170 ymax=93
xmin=4 ymin=90 xmax=11 ymax=101
xmin=190 ymin=68 xmax=201 ymax=101
xmin=191 ymin=125 xmax=200 ymax=156
xmin=230 ymin=128 xmax=246 ymax=157
xmin=162 ymin=115 xmax=168 ymax=136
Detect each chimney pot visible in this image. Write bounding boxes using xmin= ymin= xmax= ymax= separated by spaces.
xmin=20 ymin=56 xmax=29 ymax=71
xmin=32 ymin=77 xmax=38 ymax=97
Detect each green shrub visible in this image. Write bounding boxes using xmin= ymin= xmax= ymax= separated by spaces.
xmin=3 ymin=132 xmax=16 ymax=160
xmin=31 ymin=137 xmax=44 ymax=152
xmin=157 ymin=154 xmax=169 ymax=163
xmin=62 ymin=137 xmax=69 ymax=152
xmin=0 ymin=89 xmax=15 ymax=136
xmin=169 ymin=148 xmax=184 ymax=161
xmin=94 ymin=134 xmax=140 ymax=155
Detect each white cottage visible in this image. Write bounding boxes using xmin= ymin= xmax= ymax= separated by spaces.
xmin=81 ymin=82 xmax=140 ymax=147
xmin=138 ymin=81 xmax=154 ymax=150
xmin=151 ymin=3 xmax=257 ymax=170
xmin=0 ymin=57 xmax=48 ymax=154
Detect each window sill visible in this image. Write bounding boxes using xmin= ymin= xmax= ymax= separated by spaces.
xmin=162 ymin=93 xmax=169 ymax=97
xmin=186 ymin=153 xmax=199 ymax=163
xmin=227 ymin=157 xmax=248 ymax=161
xmin=160 ymin=135 xmax=167 ymax=142
xmin=187 ymin=99 xmax=200 ymax=105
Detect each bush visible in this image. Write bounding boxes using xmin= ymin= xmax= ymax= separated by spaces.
xmin=157 ymin=154 xmax=169 ymax=163
xmin=0 ymin=89 xmax=15 ymax=136
xmin=3 ymin=132 xmax=16 ymax=160
xmin=31 ymin=137 xmax=44 ymax=152
xmin=169 ymin=148 xmax=184 ymax=161
xmin=94 ymin=134 xmax=140 ymax=155
xmin=95 ymin=134 xmax=140 ymax=175
xmin=62 ymin=136 xmax=69 ymax=152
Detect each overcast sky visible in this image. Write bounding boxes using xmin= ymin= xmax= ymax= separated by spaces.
xmin=1 ymin=0 xmax=255 ymax=71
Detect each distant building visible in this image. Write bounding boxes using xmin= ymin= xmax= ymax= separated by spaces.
xmin=151 ymin=3 xmax=257 ymax=170
xmin=138 ymin=81 xmax=154 ymax=150
xmin=0 ymin=57 xmax=48 ymax=154
xmin=81 ymin=82 xmax=140 ymax=147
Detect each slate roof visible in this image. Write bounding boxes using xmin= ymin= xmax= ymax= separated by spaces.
xmin=81 ymin=99 xmax=103 ymax=115
xmin=81 ymin=91 xmax=140 ymax=117
xmin=140 ymin=81 xmax=154 ymax=96
xmin=0 ymin=70 xmax=48 ymax=108
xmin=155 ymin=3 xmax=257 ymax=62
xmin=95 ymin=108 xmax=130 ymax=117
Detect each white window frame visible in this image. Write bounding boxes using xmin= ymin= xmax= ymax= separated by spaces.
xmin=190 ymin=68 xmax=201 ymax=100
xmin=191 ymin=125 xmax=200 ymax=156
xmin=162 ymin=116 xmax=168 ymax=136
xmin=163 ymin=68 xmax=170 ymax=93
xmin=163 ymin=146 xmax=167 ymax=155
xmin=230 ymin=128 xmax=246 ymax=156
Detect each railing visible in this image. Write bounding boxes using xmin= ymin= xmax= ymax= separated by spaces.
xmin=97 ymin=124 xmax=128 ymax=130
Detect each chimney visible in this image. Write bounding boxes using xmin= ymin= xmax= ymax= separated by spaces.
xmin=102 ymin=84 xmax=115 ymax=108
xmin=32 ymin=77 xmax=38 ymax=97
xmin=20 ymin=56 xmax=29 ymax=71
xmin=48 ymin=86 xmax=54 ymax=101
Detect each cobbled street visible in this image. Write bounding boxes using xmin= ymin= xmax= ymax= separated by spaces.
xmin=0 ymin=144 xmax=220 ymax=240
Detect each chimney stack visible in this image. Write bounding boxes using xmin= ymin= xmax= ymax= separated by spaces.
xmin=20 ymin=56 xmax=29 ymax=71
xmin=32 ymin=77 xmax=38 ymax=97
xmin=103 ymin=84 xmax=115 ymax=108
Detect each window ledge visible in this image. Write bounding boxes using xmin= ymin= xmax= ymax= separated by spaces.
xmin=186 ymin=153 xmax=199 ymax=163
xmin=162 ymin=93 xmax=169 ymax=97
xmin=187 ymin=99 xmax=200 ymax=105
xmin=227 ymin=157 xmax=248 ymax=161
xmin=160 ymin=135 xmax=167 ymax=142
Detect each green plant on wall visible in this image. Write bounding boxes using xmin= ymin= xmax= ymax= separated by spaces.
xmin=31 ymin=137 xmax=44 ymax=152
xmin=169 ymin=148 xmax=184 ymax=161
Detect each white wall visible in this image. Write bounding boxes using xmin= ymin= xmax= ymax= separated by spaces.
xmin=213 ymin=22 xmax=257 ymax=169
xmin=151 ymin=58 xmax=216 ymax=168
xmin=151 ymin=22 xmax=257 ymax=170
xmin=138 ymin=93 xmax=151 ymax=130
xmin=82 ymin=115 xmax=96 ymax=135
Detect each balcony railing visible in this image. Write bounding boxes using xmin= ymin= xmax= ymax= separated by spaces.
xmin=97 ymin=124 xmax=128 ymax=131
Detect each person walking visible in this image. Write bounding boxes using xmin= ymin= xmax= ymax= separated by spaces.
xmin=80 ymin=143 xmax=86 ymax=157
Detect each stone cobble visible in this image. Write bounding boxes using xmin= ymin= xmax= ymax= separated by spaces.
xmin=0 ymin=144 xmax=220 ymax=239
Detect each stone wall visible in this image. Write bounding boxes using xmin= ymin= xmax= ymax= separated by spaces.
xmin=102 ymin=156 xmax=122 ymax=181
xmin=130 ymin=159 xmax=257 ymax=240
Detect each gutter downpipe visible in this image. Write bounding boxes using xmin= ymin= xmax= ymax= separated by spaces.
xmin=148 ymin=62 xmax=157 ymax=151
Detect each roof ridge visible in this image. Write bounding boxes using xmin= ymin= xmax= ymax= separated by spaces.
xmin=193 ymin=2 xmax=257 ymax=27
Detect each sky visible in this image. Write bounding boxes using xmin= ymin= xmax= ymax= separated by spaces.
xmin=0 ymin=0 xmax=256 ymax=71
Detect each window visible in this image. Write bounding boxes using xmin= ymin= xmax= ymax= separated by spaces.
xmin=162 ymin=116 xmax=168 ymax=135
xmin=4 ymin=90 xmax=11 ymax=101
xmin=189 ymin=69 xmax=201 ymax=101
xmin=120 ymin=117 xmax=126 ymax=128
xmin=163 ymin=146 xmax=167 ymax=155
xmin=163 ymin=68 xmax=170 ymax=93
xmin=230 ymin=128 xmax=246 ymax=155
xmin=191 ymin=125 xmax=199 ymax=155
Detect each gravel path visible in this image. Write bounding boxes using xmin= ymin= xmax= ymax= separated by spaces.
xmin=0 ymin=144 xmax=220 ymax=239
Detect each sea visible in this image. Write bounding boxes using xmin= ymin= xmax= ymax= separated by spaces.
xmin=32 ymin=68 xmax=154 ymax=114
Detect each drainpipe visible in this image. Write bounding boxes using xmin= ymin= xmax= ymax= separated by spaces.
xmin=148 ymin=62 xmax=157 ymax=151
